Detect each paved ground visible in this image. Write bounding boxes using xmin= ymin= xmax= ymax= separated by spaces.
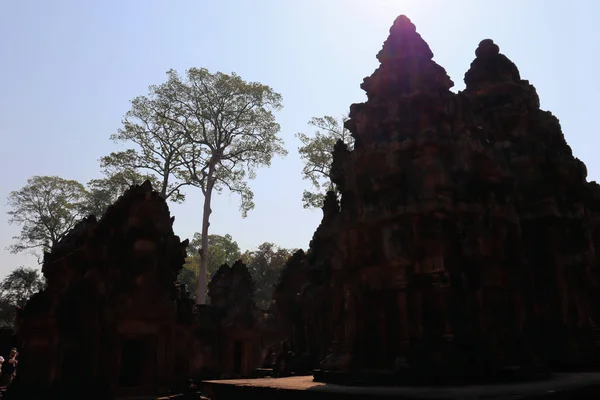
xmin=203 ymin=373 xmax=600 ymax=398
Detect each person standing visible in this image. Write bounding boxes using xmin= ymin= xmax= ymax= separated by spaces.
xmin=0 ymin=349 xmax=18 ymax=386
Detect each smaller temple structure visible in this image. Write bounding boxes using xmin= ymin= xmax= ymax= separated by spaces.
xmin=190 ymin=261 xmax=281 ymax=379
xmin=8 ymin=180 xmax=281 ymax=399
xmin=207 ymin=261 xmax=280 ymax=377
xmin=10 ymin=181 xmax=196 ymax=398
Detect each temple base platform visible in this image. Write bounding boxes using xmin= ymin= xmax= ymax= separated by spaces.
xmin=202 ymin=373 xmax=600 ymax=400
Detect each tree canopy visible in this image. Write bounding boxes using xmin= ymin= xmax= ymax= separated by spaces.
xmin=178 ymin=232 xmax=242 ymax=296
xmin=0 ymin=266 xmax=46 ymax=326
xmin=9 ymin=67 xmax=287 ymax=305
xmin=83 ymin=168 xmax=155 ymax=217
xmin=100 ymin=81 xmax=193 ymax=202
xmin=0 ymin=266 xmax=45 ymax=308
xmin=158 ymin=68 xmax=287 ymax=215
xmin=135 ymin=67 xmax=287 ymax=303
xmin=242 ymin=242 xmax=293 ymax=310
xmin=6 ymin=175 xmax=88 ymax=256
xmin=178 ymin=235 xmax=293 ymax=309
xmin=296 ymin=115 xmax=354 ymax=208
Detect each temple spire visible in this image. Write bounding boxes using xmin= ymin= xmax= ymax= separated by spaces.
xmin=464 ymin=39 xmax=521 ymax=90
xmin=376 ymin=15 xmax=434 ymax=62
xmin=463 ymin=38 xmax=540 ymax=110
xmin=360 ymin=14 xmax=453 ymax=99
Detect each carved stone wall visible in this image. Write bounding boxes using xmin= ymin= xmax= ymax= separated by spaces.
xmin=311 ymin=15 xmax=600 ymax=383
xmin=272 ymin=196 xmax=338 ymax=366
xmin=205 ymin=261 xmax=279 ymax=378
xmin=13 ymin=181 xmax=194 ymax=397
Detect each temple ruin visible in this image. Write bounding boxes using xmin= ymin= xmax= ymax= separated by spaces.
xmin=10 ymin=11 xmax=600 ymax=398
xmin=11 ymin=181 xmax=194 ymax=397
xmin=10 ymin=182 xmax=276 ymax=398
xmin=302 ymin=15 xmax=600 ymax=384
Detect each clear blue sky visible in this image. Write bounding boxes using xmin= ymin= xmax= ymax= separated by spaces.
xmin=1 ymin=0 xmax=598 ymax=278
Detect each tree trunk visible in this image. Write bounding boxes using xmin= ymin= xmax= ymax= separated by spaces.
xmin=161 ymin=176 xmax=169 ymax=198
xmin=196 ymin=165 xmax=215 ymax=304
xmin=161 ymin=158 xmax=170 ymax=197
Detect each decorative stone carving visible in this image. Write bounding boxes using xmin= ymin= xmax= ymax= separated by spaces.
xmin=11 ymin=181 xmax=194 ymax=398
xmin=310 ymin=14 xmax=600 ymax=384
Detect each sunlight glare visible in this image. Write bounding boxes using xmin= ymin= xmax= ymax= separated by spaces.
xmin=350 ymin=0 xmax=420 ymax=22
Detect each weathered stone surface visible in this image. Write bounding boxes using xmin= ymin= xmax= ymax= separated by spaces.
xmin=12 ymin=181 xmax=194 ymax=397
xmin=272 ymin=195 xmax=337 ymax=371
xmin=307 ymin=15 xmax=600 ymax=384
xmin=272 ymin=250 xmax=308 ymax=347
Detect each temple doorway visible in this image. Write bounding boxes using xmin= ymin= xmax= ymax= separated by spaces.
xmin=233 ymin=341 xmax=244 ymax=374
xmin=362 ymin=292 xmax=387 ymax=369
xmin=119 ymin=338 xmax=146 ymax=387
xmin=62 ymin=346 xmax=86 ymax=382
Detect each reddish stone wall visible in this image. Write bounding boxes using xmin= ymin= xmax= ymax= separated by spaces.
xmin=14 ymin=181 xmax=195 ymax=395
xmin=311 ymin=15 xmax=600 ymax=382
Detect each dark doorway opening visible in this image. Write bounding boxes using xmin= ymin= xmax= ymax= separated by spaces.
xmin=62 ymin=346 xmax=85 ymax=382
xmin=119 ymin=338 xmax=145 ymax=387
xmin=233 ymin=341 xmax=244 ymax=374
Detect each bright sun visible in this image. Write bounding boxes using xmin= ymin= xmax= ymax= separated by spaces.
xmin=353 ymin=0 xmax=419 ymax=18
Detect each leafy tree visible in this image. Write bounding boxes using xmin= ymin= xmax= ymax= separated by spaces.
xmin=242 ymin=242 xmax=293 ymax=310
xmin=0 ymin=266 xmax=46 ymax=308
xmin=177 ymin=265 xmax=197 ymax=298
xmin=6 ymin=176 xmax=88 ymax=256
xmin=0 ymin=266 xmax=46 ymax=326
xmin=84 ymin=169 xmax=156 ymax=217
xmin=153 ymin=68 xmax=287 ymax=304
xmin=296 ymin=115 xmax=354 ymax=208
xmin=178 ymin=233 xmax=241 ymax=298
xmin=101 ymin=77 xmax=195 ymax=202
xmin=83 ymin=169 xmax=156 ymax=217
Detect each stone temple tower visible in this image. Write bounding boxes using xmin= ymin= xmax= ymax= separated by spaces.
xmin=312 ymin=15 xmax=600 ymax=384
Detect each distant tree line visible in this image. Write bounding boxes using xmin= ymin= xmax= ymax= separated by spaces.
xmin=178 ymin=233 xmax=294 ymax=309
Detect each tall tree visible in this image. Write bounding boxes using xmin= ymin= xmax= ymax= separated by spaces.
xmin=6 ymin=176 xmax=88 ymax=257
xmin=242 ymin=242 xmax=293 ymax=309
xmin=102 ymin=77 xmax=196 ymax=202
xmin=178 ymin=233 xmax=241 ymax=297
xmin=156 ymin=68 xmax=287 ymax=304
xmin=296 ymin=115 xmax=354 ymax=208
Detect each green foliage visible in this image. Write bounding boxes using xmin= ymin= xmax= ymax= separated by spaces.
xmin=0 ymin=266 xmax=46 ymax=326
xmin=103 ymin=82 xmax=194 ymax=201
xmin=178 ymin=236 xmax=293 ymax=309
xmin=149 ymin=67 xmax=287 ymax=303
xmin=177 ymin=264 xmax=197 ymax=297
xmin=178 ymin=233 xmax=241 ymax=295
xmin=296 ymin=115 xmax=354 ymax=209
xmin=0 ymin=266 xmax=45 ymax=308
xmin=159 ymin=67 xmax=288 ymax=216
xmin=242 ymin=242 xmax=293 ymax=310
xmin=6 ymin=176 xmax=88 ymax=255
xmin=83 ymin=168 xmax=156 ymax=217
